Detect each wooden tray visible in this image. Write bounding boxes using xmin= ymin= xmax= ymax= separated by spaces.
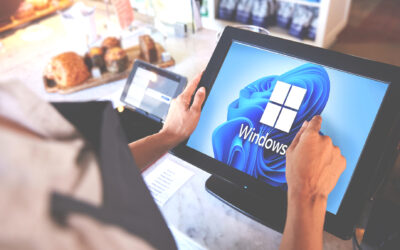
xmin=44 ymin=43 xmax=175 ymax=94
xmin=0 ymin=0 xmax=73 ymax=33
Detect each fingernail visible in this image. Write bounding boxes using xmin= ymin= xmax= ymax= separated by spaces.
xmin=312 ymin=115 xmax=321 ymax=121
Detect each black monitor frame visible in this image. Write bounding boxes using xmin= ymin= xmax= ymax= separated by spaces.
xmin=172 ymin=26 xmax=400 ymax=239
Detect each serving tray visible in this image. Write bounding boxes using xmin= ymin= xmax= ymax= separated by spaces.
xmin=44 ymin=42 xmax=175 ymax=94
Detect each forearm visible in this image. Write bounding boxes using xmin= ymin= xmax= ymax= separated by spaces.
xmin=128 ymin=131 xmax=178 ymax=172
xmin=280 ymin=191 xmax=327 ymax=250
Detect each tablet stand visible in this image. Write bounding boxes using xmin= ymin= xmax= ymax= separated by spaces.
xmin=205 ymin=175 xmax=287 ymax=233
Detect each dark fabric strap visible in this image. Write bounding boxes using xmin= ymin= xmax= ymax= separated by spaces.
xmin=50 ymin=101 xmax=177 ymax=250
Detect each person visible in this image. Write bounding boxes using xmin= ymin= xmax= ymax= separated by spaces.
xmin=0 ymin=73 xmax=345 ymax=250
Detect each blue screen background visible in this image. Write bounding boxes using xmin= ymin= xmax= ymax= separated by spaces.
xmin=187 ymin=42 xmax=388 ymax=214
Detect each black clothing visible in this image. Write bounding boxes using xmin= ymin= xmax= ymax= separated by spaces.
xmin=50 ymin=102 xmax=177 ymax=250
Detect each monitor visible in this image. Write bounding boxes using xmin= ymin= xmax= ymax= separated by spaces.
xmin=172 ymin=26 xmax=400 ymax=239
xmin=187 ymin=41 xmax=387 ymax=215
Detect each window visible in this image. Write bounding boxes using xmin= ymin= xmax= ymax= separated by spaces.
xmin=260 ymin=81 xmax=306 ymax=133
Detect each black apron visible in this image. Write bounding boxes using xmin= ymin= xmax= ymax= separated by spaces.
xmin=50 ymin=101 xmax=177 ymax=250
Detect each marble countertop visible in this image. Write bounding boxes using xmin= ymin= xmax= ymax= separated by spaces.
xmin=0 ymin=6 xmax=352 ymax=249
xmin=145 ymin=154 xmax=352 ymax=250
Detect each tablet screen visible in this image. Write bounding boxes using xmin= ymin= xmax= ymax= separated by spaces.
xmin=123 ymin=67 xmax=181 ymax=121
xmin=187 ymin=41 xmax=389 ymax=214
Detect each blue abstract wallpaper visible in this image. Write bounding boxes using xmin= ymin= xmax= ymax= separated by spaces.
xmin=212 ymin=63 xmax=330 ymax=188
xmin=187 ymin=42 xmax=388 ymax=214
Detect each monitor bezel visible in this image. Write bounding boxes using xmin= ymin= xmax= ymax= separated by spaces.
xmin=171 ymin=26 xmax=400 ymax=239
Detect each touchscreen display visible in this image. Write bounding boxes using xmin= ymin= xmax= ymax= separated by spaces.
xmin=187 ymin=41 xmax=389 ymax=214
xmin=124 ymin=67 xmax=180 ymax=120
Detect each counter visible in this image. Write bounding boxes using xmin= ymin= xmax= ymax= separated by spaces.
xmin=145 ymin=153 xmax=352 ymax=250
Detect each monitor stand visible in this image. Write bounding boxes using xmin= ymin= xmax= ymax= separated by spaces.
xmin=205 ymin=175 xmax=287 ymax=233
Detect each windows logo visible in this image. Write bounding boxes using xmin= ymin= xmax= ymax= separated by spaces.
xmin=260 ymin=81 xmax=307 ymax=133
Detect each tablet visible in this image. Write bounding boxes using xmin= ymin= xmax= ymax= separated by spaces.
xmin=172 ymin=26 xmax=400 ymax=239
xmin=120 ymin=60 xmax=187 ymax=122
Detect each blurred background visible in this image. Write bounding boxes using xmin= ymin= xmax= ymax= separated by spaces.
xmin=0 ymin=1 xmax=399 ymax=249
xmin=1 ymin=0 xmax=398 ymax=104
xmin=331 ymin=0 xmax=399 ymax=66
xmin=0 ymin=0 xmax=399 ymax=103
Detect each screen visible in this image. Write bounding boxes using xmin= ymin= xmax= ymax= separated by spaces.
xmin=124 ymin=67 xmax=180 ymax=121
xmin=187 ymin=41 xmax=389 ymax=214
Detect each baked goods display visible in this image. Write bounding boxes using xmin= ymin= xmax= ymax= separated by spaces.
xmin=44 ymin=35 xmax=174 ymax=94
xmin=14 ymin=2 xmax=35 ymax=20
xmin=101 ymin=37 xmax=121 ymax=51
xmin=84 ymin=37 xmax=126 ymax=75
xmin=27 ymin=0 xmax=49 ymax=10
xmin=44 ymin=52 xmax=90 ymax=89
xmin=105 ymin=47 xmax=129 ymax=73
xmin=84 ymin=47 xmax=106 ymax=73
xmin=139 ymin=35 xmax=157 ymax=63
xmin=50 ymin=0 xmax=61 ymax=8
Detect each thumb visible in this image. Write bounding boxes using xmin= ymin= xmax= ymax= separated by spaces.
xmin=190 ymin=87 xmax=206 ymax=112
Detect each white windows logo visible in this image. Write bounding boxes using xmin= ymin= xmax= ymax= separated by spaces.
xmin=260 ymin=81 xmax=306 ymax=133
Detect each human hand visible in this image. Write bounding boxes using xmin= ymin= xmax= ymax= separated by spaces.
xmin=160 ymin=72 xmax=206 ymax=147
xmin=281 ymin=116 xmax=345 ymax=250
xmin=286 ymin=116 xmax=346 ymax=202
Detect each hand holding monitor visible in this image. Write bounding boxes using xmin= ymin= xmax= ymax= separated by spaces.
xmin=161 ymin=73 xmax=207 ymax=147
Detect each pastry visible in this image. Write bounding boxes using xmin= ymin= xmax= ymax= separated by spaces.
xmin=104 ymin=47 xmax=128 ymax=73
xmin=101 ymin=37 xmax=121 ymax=51
xmin=14 ymin=1 xmax=35 ymax=20
xmin=27 ymin=0 xmax=49 ymax=11
xmin=51 ymin=0 xmax=60 ymax=8
xmin=84 ymin=47 xmax=106 ymax=73
xmin=44 ymin=52 xmax=91 ymax=89
xmin=139 ymin=35 xmax=157 ymax=63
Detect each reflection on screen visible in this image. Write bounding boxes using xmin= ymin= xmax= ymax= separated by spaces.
xmin=125 ymin=67 xmax=179 ymax=120
xmin=187 ymin=42 xmax=389 ymax=214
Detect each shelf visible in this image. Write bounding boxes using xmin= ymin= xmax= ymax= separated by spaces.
xmin=205 ymin=0 xmax=352 ymax=48
xmin=277 ymin=0 xmax=321 ymax=8
xmin=201 ymin=17 xmax=317 ymax=47
xmin=267 ymin=26 xmax=316 ymax=46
